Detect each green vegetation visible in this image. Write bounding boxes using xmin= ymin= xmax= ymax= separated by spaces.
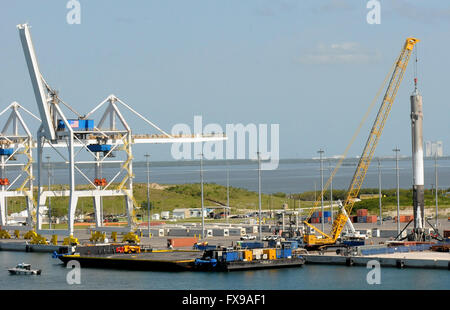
xmin=4 ymin=184 xmax=449 ymax=218
xmin=292 ymin=187 xmax=450 ymax=215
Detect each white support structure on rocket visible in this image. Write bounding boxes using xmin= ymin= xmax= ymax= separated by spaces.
xmin=410 ymin=78 xmax=425 ymax=239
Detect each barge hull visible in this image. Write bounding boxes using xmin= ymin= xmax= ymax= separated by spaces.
xmin=223 ymin=257 xmax=305 ymax=271
xmin=59 ymin=255 xmax=195 ymax=271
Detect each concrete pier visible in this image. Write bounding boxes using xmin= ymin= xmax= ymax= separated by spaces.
xmin=304 ymin=251 xmax=450 ymax=270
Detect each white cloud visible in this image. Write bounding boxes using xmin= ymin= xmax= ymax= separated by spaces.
xmin=297 ymin=42 xmax=381 ymax=65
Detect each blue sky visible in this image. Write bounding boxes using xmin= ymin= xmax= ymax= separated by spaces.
xmin=0 ymin=0 xmax=449 ymax=161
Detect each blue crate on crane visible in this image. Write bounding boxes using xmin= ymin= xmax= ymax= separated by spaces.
xmin=87 ymin=144 xmax=112 ymax=153
xmin=0 ymin=148 xmax=14 ymax=156
xmin=57 ymin=119 xmax=94 ymax=130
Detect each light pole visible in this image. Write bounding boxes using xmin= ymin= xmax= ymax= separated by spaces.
xmin=46 ymin=156 xmax=51 ymax=229
xmin=434 ymin=152 xmax=439 ymax=229
xmin=257 ymin=151 xmax=262 ymax=241
xmin=378 ymin=159 xmax=382 ymax=226
xmin=226 ymin=168 xmax=230 ymax=224
xmin=145 ymin=154 xmax=151 ymax=238
xmin=318 ymin=149 xmax=324 ymax=232
xmin=329 ymin=161 xmax=333 ymax=223
xmin=393 ymin=148 xmax=400 ymax=234
xmin=200 ymin=153 xmax=205 ymax=239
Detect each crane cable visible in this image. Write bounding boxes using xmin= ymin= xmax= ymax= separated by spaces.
xmin=304 ymin=58 xmax=398 ymax=222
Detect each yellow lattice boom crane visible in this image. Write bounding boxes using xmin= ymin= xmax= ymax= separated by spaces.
xmin=303 ymin=37 xmax=419 ymax=247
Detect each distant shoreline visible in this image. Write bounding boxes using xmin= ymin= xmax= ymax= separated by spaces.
xmin=21 ymin=155 xmax=450 ymax=169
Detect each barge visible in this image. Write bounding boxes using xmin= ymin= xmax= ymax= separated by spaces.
xmin=56 ymin=242 xmax=306 ymax=272
xmin=193 ymin=247 xmax=306 ymax=271
xmin=57 ymin=244 xmax=202 ymax=271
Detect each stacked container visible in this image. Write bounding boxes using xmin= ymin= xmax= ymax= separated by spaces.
xmin=240 ymin=241 xmax=264 ymax=249
xmin=357 ymin=209 xmax=368 ymax=223
xmin=366 ymin=215 xmax=378 ymax=223
xmin=252 ymin=249 xmax=263 ymax=260
xmin=243 ymin=250 xmax=253 ymax=261
xmin=282 ymin=248 xmax=292 ymax=258
xmin=263 ymin=249 xmax=276 ymax=260
xmin=222 ymin=251 xmax=239 ymax=262
xmin=357 ymin=216 xmax=367 ymax=223
xmin=394 ymin=215 xmax=414 ymax=223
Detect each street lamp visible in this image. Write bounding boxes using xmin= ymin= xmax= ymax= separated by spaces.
xmin=199 ymin=152 xmax=205 ymax=239
xmin=257 ymin=151 xmax=262 ymax=241
xmin=434 ymin=152 xmax=439 ymax=229
xmin=226 ymin=167 xmax=230 ymax=224
xmin=144 ymin=154 xmax=151 ymax=239
xmin=46 ymin=156 xmax=51 ymax=229
xmin=317 ymin=149 xmax=325 ymax=232
xmin=393 ymin=148 xmax=400 ymax=234
xmin=329 ymin=161 xmax=333 ymax=223
xmin=378 ymin=159 xmax=382 ymax=226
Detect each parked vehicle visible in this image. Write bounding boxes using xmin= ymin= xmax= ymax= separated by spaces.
xmin=263 ymin=235 xmax=280 ymax=241
xmin=240 ymin=235 xmax=256 ymax=240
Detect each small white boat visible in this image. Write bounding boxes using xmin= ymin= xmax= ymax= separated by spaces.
xmin=8 ymin=263 xmax=41 ymax=275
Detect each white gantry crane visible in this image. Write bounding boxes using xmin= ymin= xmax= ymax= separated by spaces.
xmin=17 ymin=23 xmax=226 ymax=244
xmin=0 ymin=102 xmax=40 ymax=238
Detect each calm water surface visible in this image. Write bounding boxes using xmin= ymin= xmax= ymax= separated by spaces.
xmin=0 ymin=252 xmax=448 ymax=290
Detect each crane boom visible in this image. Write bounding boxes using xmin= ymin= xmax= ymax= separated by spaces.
xmin=17 ymin=23 xmax=56 ymax=140
xmin=304 ymin=37 xmax=419 ymax=246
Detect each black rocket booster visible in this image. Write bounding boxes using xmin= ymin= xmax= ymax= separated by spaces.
xmin=410 ymin=78 xmax=425 ymax=238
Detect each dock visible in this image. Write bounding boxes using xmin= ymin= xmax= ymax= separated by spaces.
xmin=304 ymin=251 xmax=450 ymax=270
xmin=0 ymin=240 xmax=69 ymax=253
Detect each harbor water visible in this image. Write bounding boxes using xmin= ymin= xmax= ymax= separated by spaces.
xmin=1 ymin=158 xmax=449 ymax=290
xmin=0 ymin=251 xmax=448 ymax=290
xmin=46 ymin=158 xmax=450 ymax=194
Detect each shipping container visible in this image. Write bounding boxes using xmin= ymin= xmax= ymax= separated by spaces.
xmin=282 ymin=241 xmax=298 ymax=249
xmin=276 ymin=249 xmax=282 ymax=259
xmin=282 ymin=248 xmax=292 ymax=258
xmin=167 ymin=237 xmax=198 ymax=248
xmin=357 ymin=216 xmax=367 ymax=223
xmin=357 ymin=209 xmax=368 ymax=217
xmin=366 ymin=215 xmax=378 ymax=223
xmin=223 ymin=251 xmax=239 ymax=262
xmin=243 ymin=250 xmax=253 ymax=261
xmin=394 ymin=216 xmax=412 ymax=223
xmin=240 ymin=242 xmax=264 ymax=249
xmin=263 ymin=249 xmax=276 ymax=260
xmin=252 ymin=249 xmax=263 ymax=256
